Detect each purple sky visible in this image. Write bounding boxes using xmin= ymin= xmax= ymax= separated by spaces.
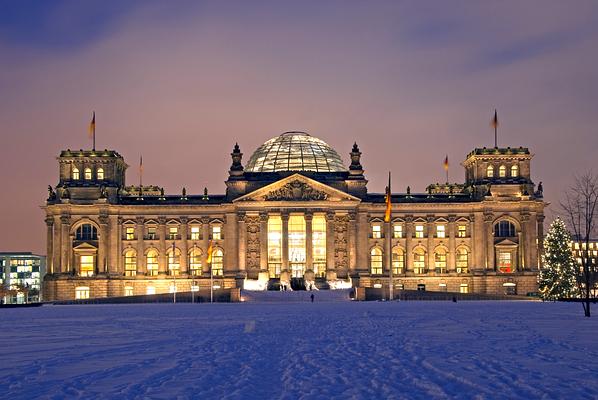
xmin=1 ymin=1 xmax=597 ymax=254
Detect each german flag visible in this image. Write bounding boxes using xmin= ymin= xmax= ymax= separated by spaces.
xmin=384 ymin=172 xmax=392 ymax=223
xmin=88 ymin=111 xmax=95 ymax=138
xmin=206 ymin=240 xmax=213 ymax=264
xmin=443 ymin=155 xmax=449 ymax=171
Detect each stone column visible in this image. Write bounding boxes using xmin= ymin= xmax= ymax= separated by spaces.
xmin=448 ymin=216 xmax=456 ymax=271
xmin=484 ymin=213 xmax=494 ymax=270
xmin=158 ymin=216 xmax=167 ymax=274
xmin=201 ymin=217 xmax=210 ymax=274
xmin=45 ymin=217 xmax=54 ymax=274
xmin=259 ymin=212 xmax=268 ymax=272
xmin=426 ymin=216 xmax=435 ymax=272
xmin=237 ymin=212 xmax=246 ymax=272
xmin=348 ymin=211 xmax=357 ymax=273
xmin=224 ymin=212 xmax=238 ymax=274
xmin=405 ymin=216 xmax=413 ymax=271
xmin=326 ymin=211 xmax=336 ymax=275
xmin=305 ymin=212 xmax=313 ymax=271
xmin=98 ymin=214 xmax=109 ymax=274
xmin=520 ymin=212 xmax=530 ymax=270
xmin=536 ymin=214 xmax=545 ymax=270
xmin=356 ymin=212 xmax=369 ymax=272
xmin=136 ymin=217 xmax=145 ymax=275
xmin=180 ymin=216 xmax=189 ymax=275
xmin=53 ymin=215 xmax=61 ymax=274
xmin=60 ymin=215 xmax=70 ymax=273
xmin=115 ymin=217 xmax=123 ymax=274
xmin=281 ymin=213 xmax=289 ymax=272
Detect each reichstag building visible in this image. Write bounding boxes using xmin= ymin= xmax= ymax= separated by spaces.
xmin=43 ymin=131 xmax=545 ymax=300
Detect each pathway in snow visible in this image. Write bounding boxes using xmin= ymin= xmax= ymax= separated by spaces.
xmin=0 ymin=301 xmax=596 ymax=399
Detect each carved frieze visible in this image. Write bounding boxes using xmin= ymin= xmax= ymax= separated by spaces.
xmin=245 ymin=215 xmax=261 ymax=270
xmin=262 ymin=180 xmax=328 ymax=201
xmin=334 ymin=215 xmax=349 ymax=270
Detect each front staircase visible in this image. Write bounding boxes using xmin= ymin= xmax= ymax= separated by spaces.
xmin=241 ymin=288 xmax=353 ymax=302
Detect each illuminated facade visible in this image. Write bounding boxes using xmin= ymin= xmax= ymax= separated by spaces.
xmin=43 ymin=131 xmax=545 ymax=300
xmin=1 ymin=252 xmax=46 ymax=303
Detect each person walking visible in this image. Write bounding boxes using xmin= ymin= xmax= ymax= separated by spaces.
xmin=310 ymin=293 xmax=315 ymax=303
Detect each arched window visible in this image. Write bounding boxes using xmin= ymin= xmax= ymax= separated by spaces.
xmin=189 ymin=248 xmax=202 ymax=276
xmin=413 ymin=248 xmax=426 ymax=274
xmin=511 ymin=165 xmax=518 ymax=177
xmin=434 ymin=248 xmax=447 ymax=273
xmin=146 ymin=250 xmax=158 ymax=276
xmin=72 ymin=167 xmax=80 ymax=180
xmin=456 ymin=248 xmax=469 ymax=273
xmin=124 ymin=249 xmax=137 ymax=277
xmin=370 ymin=247 xmax=383 ymax=275
xmin=499 ymin=165 xmax=506 ymax=177
xmin=97 ymin=168 xmax=104 ymax=180
xmin=84 ymin=168 xmax=92 ymax=180
xmin=167 ymin=247 xmax=181 ymax=276
xmin=76 ymin=224 xmax=97 ymax=240
xmin=212 ymin=248 xmax=223 ymax=276
xmin=494 ymin=220 xmax=516 ymax=237
xmin=486 ymin=165 xmax=494 ymax=178
xmin=392 ymin=247 xmax=404 ymax=274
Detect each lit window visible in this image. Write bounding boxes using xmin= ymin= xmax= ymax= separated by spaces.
xmin=147 ymin=226 xmax=157 ymax=240
xmin=415 ymin=225 xmax=424 ymax=238
xmin=189 ymin=248 xmax=202 ymax=276
xmin=499 ymin=165 xmax=506 ymax=177
xmin=511 ymin=165 xmax=518 ymax=177
xmin=498 ymin=251 xmax=512 ymax=273
xmin=124 ymin=250 xmax=137 ymax=277
xmin=503 ymin=282 xmax=517 ymax=295
xmin=126 ymin=227 xmax=135 ymax=240
xmin=460 ymin=284 xmax=469 ymax=294
xmin=80 ymin=255 xmax=94 ymax=277
xmin=212 ymin=226 xmax=222 ymax=240
xmin=72 ymin=167 xmax=80 ymax=180
xmin=76 ymin=224 xmax=97 ymax=240
xmin=288 ymin=215 xmax=306 ymax=278
xmin=168 ymin=247 xmax=180 ymax=275
xmin=212 ymin=249 xmax=223 ymax=276
xmin=456 ymin=248 xmax=469 ymax=273
xmin=413 ymin=248 xmax=426 ymax=274
xmin=169 ymin=226 xmax=178 ymax=240
xmin=190 ymin=226 xmax=201 ymax=240
xmin=393 ymin=224 xmax=403 ymax=238
xmin=146 ymin=286 xmax=155 ymax=295
xmin=372 ymin=225 xmax=382 ymax=239
xmin=436 ymin=225 xmax=446 ymax=238
xmin=487 ymin=165 xmax=494 ymax=178
xmin=457 ymin=225 xmax=467 ymax=238
xmin=268 ymin=216 xmax=282 ymax=278
xmin=370 ymin=247 xmax=383 ymax=274
xmin=312 ymin=215 xmax=327 ymax=278
xmin=439 ymin=283 xmax=447 ymax=292
xmin=75 ymin=286 xmax=90 ymax=299
xmin=124 ymin=287 xmax=134 ymax=296
xmin=97 ymin=168 xmax=104 ymax=180
xmin=84 ymin=168 xmax=92 ymax=180
xmin=146 ymin=250 xmax=158 ymax=276
xmin=435 ymin=249 xmax=447 ymax=273
xmin=392 ymin=248 xmax=404 ymax=274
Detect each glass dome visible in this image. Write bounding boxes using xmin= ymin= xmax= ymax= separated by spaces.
xmin=245 ymin=132 xmax=346 ymax=173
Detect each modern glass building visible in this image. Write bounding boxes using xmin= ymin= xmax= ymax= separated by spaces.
xmin=0 ymin=252 xmax=46 ymax=303
xmin=43 ymin=131 xmax=546 ymax=300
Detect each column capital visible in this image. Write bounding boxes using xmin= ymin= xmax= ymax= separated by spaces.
xmin=326 ymin=211 xmax=335 ymax=221
xmin=60 ymin=214 xmax=71 ymax=225
xmin=281 ymin=212 xmax=290 ymax=222
xmin=237 ymin=211 xmax=246 ymax=222
xmin=348 ymin=211 xmax=357 ymax=221
xmin=135 ymin=216 xmax=145 ymax=225
xmin=180 ymin=216 xmax=189 ymax=224
xmin=405 ymin=215 xmax=414 ymax=224
xmin=158 ymin=216 xmax=167 ymax=225
xmin=45 ymin=216 xmax=54 ymax=226
xmin=201 ymin=216 xmax=211 ymax=225
xmin=99 ymin=215 xmax=109 ymax=225
xmin=304 ymin=211 xmax=313 ymax=221
xmin=448 ymin=215 xmax=457 ymax=223
xmin=483 ymin=213 xmax=494 ymax=223
xmin=259 ymin=212 xmax=269 ymax=222
xmin=426 ymin=215 xmax=435 ymax=223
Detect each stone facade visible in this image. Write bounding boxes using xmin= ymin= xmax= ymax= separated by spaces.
xmin=44 ymin=134 xmax=546 ymax=300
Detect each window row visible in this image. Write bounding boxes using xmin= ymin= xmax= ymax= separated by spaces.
xmin=372 ymin=223 xmax=469 ymax=239
xmin=72 ymin=166 xmax=104 ymax=180
xmin=486 ymin=164 xmax=519 ymax=178
xmin=369 ymin=247 xmax=470 ymax=275
xmin=124 ymin=225 xmax=221 ymax=241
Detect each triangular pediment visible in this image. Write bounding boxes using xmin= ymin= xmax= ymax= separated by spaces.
xmin=73 ymin=242 xmax=98 ymax=251
xmin=234 ymin=174 xmax=360 ymax=203
xmin=495 ymin=238 xmax=519 ymax=247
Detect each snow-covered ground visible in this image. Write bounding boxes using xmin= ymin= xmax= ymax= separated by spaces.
xmin=1 ymin=301 xmax=597 ymax=399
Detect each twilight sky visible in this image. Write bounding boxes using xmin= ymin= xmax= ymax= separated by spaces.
xmin=1 ymin=0 xmax=597 ymax=254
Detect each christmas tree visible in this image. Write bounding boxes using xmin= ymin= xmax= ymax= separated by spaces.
xmin=538 ymin=217 xmax=578 ymax=300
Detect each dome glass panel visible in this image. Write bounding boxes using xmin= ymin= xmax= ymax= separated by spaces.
xmin=245 ymin=132 xmax=346 ymax=173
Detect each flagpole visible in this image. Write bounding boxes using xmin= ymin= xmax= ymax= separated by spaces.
xmin=493 ymin=109 xmax=498 ymax=148
xmin=387 ymin=171 xmax=393 ymax=301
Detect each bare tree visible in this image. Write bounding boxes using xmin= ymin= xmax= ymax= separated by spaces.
xmin=561 ymin=171 xmax=598 ymax=317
